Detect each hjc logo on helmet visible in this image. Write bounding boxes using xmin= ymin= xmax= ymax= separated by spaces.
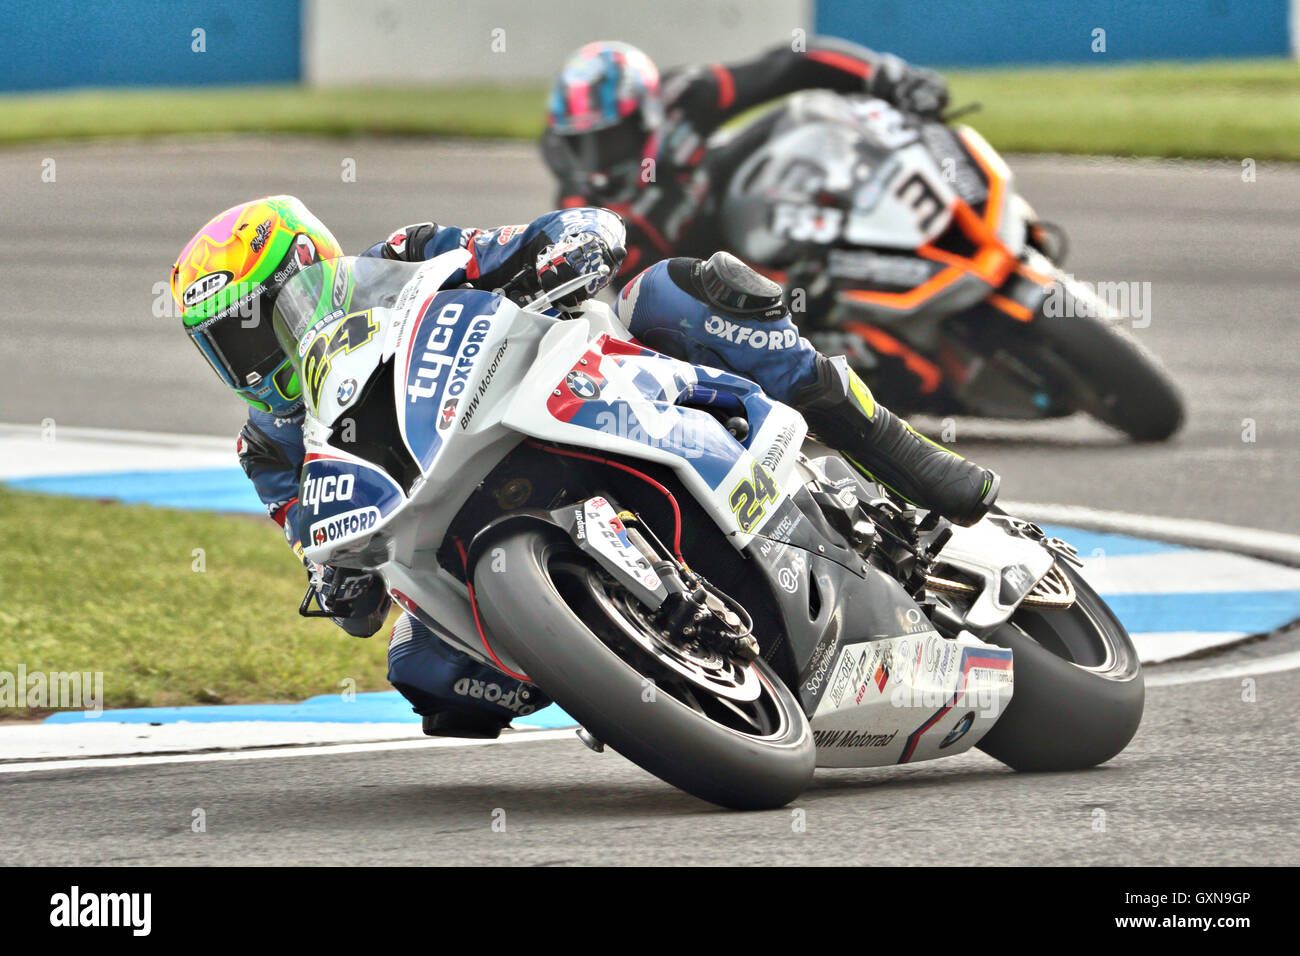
xmin=182 ymin=271 xmax=232 ymax=307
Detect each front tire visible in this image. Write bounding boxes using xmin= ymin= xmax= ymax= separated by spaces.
xmin=472 ymin=526 xmax=815 ymax=810
xmin=1032 ymin=288 xmax=1185 ymax=442
xmin=977 ymin=562 xmax=1144 ymax=771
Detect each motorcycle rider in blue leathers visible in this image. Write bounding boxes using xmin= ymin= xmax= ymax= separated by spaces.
xmin=173 ymin=197 xmax=998 ymax=739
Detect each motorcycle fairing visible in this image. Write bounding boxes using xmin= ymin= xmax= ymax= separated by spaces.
xmin=836 ymin=123 xmax=1025 ymax=325
xmin=298 ymin=445 xmax=406 ymax=564
xmin=734 ymin=491 xmax=932 ymax=713
xmin=396 ymin=287 xmax=506 ymax=472
xmin=808 ymin=631 xmax=1013 ymax=768
xmin=739 ymin=453 xmax=1017 ymax=766
xmin=503 ymin=321 xmax=808 ymax=546
xmin=725 ymin=92 xmax=1028 ymax=325
xmin=930 ymin=517 xmax=1056 ymax=633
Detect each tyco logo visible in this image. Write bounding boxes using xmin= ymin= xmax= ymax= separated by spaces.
xmin=407 ymin=305 xmax=493 ymax=405
xmin=704 ymin=315 xmax=798 ymax=350
xmin=302 ymin=473 xmax=354 ymax=515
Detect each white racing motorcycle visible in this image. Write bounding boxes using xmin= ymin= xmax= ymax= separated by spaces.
xmin=273 ymin=249 xmax=1144 ymax=811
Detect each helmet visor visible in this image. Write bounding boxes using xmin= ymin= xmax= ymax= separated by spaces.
xmin=557 ymin=114 xmax=647 ymax=186
xmin=188 ymin=299 xmax=283 ymax=392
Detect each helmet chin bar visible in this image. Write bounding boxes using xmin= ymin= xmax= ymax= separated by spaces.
xmin=234 ymin=359 xmax=301 ymax=416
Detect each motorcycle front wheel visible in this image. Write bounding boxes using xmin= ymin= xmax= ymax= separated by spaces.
xmin=472 ymin=525 xmax=815 ymax=810
xmin=1030 ymin=287 xmax=1185 ymax=442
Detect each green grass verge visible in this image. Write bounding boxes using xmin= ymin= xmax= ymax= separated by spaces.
xmin=949 ymin=59 xmax=1300 ymax=161
xmin=0 ymin=84 xmax=548 ymax=144
xmin=1 ymin=60 xmax=1298 ymax=159
xmin=0 ymin=488 xmax=396 ymax=719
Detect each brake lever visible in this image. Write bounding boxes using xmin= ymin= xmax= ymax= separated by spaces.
xmin=518 ymin=264 xmax=612 ymax=315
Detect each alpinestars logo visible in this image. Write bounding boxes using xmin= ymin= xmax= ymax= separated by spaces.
xmin=385 ymin=227 xmax=410 ymax=256
xmin=704 ymin=315 xmax=798 ymax=350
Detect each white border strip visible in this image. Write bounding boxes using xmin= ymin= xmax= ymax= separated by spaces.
xmin=0 ymin=422 xmax=232 ymax=451
xmin=1002 ymin=500 xmax=1300 ymax=566
xmin=8 ymin=646 xmax=1300 ymax=775
xmin=0 ymin=728 xmax=578 ymax=775
xmin=1146 ymin=648 xmax=1300 ymax=688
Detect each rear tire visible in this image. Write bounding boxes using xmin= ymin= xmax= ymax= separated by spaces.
xmin=472 ymin=525 xmax=815 ymax=810
xmin=976 ymin=563 xmax=1144 ymax=771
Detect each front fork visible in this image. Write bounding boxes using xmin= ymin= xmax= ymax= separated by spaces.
xmin=469 ymin=493 xmax=760 ymax=664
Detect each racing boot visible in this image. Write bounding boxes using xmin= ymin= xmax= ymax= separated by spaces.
xmin=389 ymin=615 xmax=550 ymax=738
xmin=422 ymin=709 xmax=511 ymax=740
xmin=792 ymin=354 xmax=999 ymax=526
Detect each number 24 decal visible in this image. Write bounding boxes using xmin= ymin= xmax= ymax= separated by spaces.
xmin=302 ymin=310 xmax=379 ymax=408
xmin=729 ymin=461 xmax=778 ymax=532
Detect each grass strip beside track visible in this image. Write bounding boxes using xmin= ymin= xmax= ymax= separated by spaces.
xmin=1 ymin=60 xmax=1298 ymax=160
xmin=0 ymin=488 xmax=394 ymax=719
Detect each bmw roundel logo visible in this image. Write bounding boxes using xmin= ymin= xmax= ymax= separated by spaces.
xmin=336 ymin=378 xmax=358 ymax=406
xmin=565 ymin=369 xmax=601 ymax=400
xmin=940 ymin=710 xmax=976 ymax=749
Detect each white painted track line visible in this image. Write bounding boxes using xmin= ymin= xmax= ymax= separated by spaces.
xmin=1003 ymin=500 xmax=1300 ymax=566
xmin=5 ymin=648 xmax=1300 ymax=775
xmin=1144 ymin=648 xmax=1300 ymax=688
xmin=0 ymin=728 xmax=579 ymax=775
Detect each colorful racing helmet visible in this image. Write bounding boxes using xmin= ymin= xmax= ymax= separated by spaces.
xmin=547 ymin=41 xmax=662 ymax=195
xmin=171 ymin=195 xmax=344 ymax=415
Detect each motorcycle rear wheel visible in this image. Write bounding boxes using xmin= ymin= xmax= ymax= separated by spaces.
xmin=976 ymin=562 xmax=1144 ymax=771
xmin=472 ymin=525 xmax=815 ymax=810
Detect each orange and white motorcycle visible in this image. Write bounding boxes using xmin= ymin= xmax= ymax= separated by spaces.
xmin=720 ymin=91 xmax=1184 ymax=442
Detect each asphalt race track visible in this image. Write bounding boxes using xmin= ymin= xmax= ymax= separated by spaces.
xmin=2 ymin=138 xmax=1298 ymax=864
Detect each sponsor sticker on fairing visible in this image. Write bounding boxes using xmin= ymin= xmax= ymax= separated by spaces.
xmin=309 ymin=506 xmax=380 ymax=546
xmin=301 ymin=472 xmax=354 ymax=516
xmin=827 ymin=646 xmax=860 ymax=709
xmin=583 ymin=498 xmax=661 ymax=590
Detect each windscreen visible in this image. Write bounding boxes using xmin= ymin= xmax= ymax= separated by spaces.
xmin=271 ymin=255 xmax=422 ymax=382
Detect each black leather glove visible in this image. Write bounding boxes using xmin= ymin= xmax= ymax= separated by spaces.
xmin=309 ymin=564 xmax=391 ymax=637
xmin=869 ymin=54 xmax=949 ymax=119
xmin=535 ymin=231 xmax=624 ymax=310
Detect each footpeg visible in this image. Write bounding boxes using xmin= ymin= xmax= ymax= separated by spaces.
xmin=576 ymin=727 xmax=605 ymax=753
